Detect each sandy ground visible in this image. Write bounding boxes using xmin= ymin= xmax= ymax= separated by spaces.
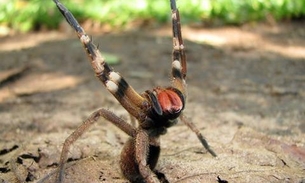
xmin=0 ymin=21 xmax=305 ymax=183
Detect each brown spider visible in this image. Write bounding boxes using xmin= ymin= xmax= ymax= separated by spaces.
xmin=49 ymin=0 xmax=217 ymax=182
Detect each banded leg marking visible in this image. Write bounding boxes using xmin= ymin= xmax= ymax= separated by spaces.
xmin=53 ymin=0 xmax=147 ymax=118
xmin=170 ymin=0 xmax=187 ymax=96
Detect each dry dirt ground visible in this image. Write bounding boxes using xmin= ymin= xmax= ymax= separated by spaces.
xmin=0 ymin=21 xmax=305 ymax=183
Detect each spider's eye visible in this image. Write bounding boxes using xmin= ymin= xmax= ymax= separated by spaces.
xmin=156 ymin=89 xmax=183 ymax=115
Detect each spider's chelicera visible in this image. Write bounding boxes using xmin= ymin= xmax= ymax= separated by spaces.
xmin=48 ymin=0 xmax=217 ymax=182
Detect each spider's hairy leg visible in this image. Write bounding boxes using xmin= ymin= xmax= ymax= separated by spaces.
xmin=53 ymin=0 xmax=148 ymax=119
xmin=170 ymin=0 xmax=217 ymax=157
xmin=52 ymin=109 xmax=136 ymax=183
xmin=170 ymin=0 xmax=187 ymax=96
xmin=135 ymin=130 xmax=160 ymax=183
xmin=180 ymin=115 xmax=217 ymax=157
xmin=119 ymin=130 xmax=164 ymax=183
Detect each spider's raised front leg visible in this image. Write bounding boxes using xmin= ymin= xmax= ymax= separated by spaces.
xmin=52 ymin=1 xmax=162 ymax=182
xmin=53 ymin=0 xmax=150 ymax=120
xmin=169 ymin=0 xmax=217 ymax=157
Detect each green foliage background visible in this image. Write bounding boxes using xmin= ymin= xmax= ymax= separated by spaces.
xmin=0 ymin=0 xmax=304 ymax=32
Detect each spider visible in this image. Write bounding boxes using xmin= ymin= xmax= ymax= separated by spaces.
xmin=50 ymin=0 xmax=217 ymax=182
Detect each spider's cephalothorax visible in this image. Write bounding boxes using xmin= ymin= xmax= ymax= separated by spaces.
xmin=49 ymin=0 xmax=217 ymax=183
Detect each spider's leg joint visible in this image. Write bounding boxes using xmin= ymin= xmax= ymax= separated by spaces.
xmin=179 ymin=44 xmax=185 ymax=50
xmin=109 ymin=71 xmax=122 ymax=82
xmin=106 ymin=80 xmax=119 ymax=93
xmin=172 ymin=60 xmax=181 ymax=70
xmin=106 ymin=71 xmax=129 ymax=97
xmin=171 ymin=11 xmax=177 ymax=20
xmin=172 ymin=60 xmax=183 ymax=80
xmin=107 ymin=71 xmax=123 ymax=93
xmin=80 ymin=34 xmax=91 ymax=44
xmin=173 ymin=39 xmax=184 ymax=50
xmin=109 ymin=71 xmax=129 ymax=94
